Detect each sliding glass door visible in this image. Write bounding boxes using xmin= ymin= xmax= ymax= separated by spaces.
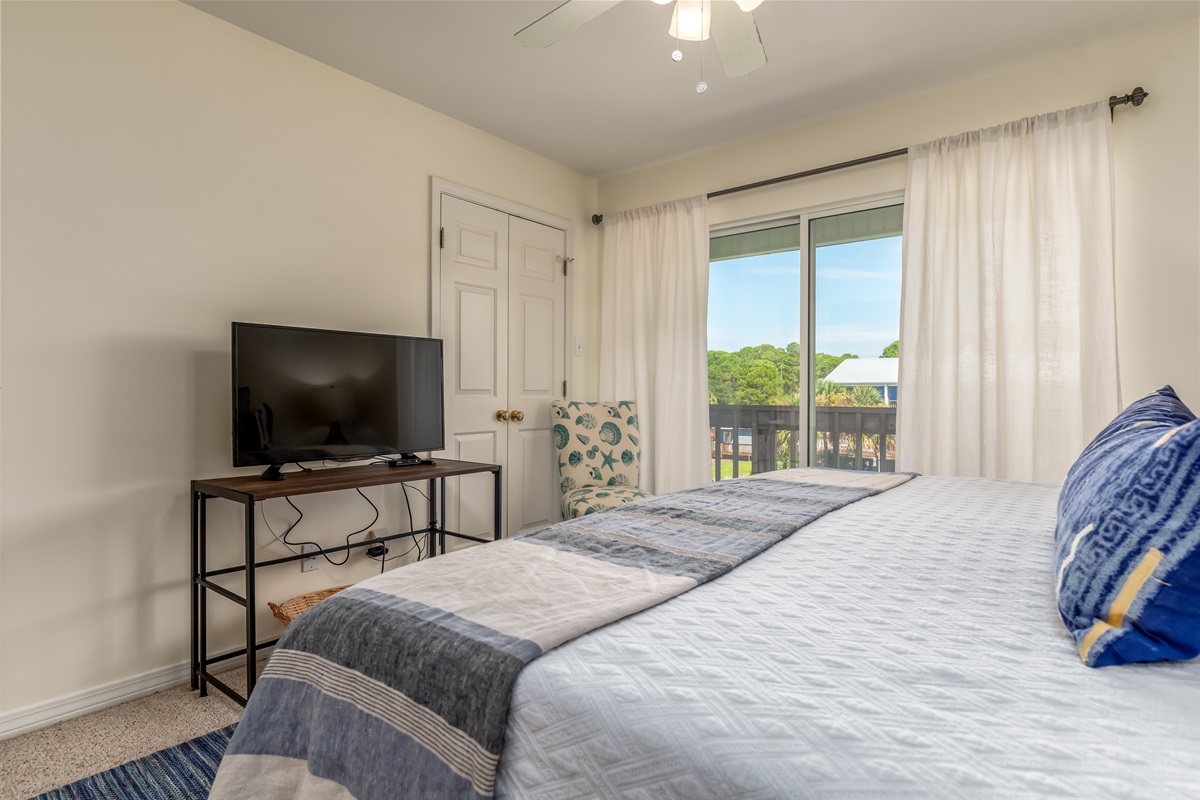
xmin=707 ymin=200 xmax=902 ymax=480
xmin=810 ymin=204 xmax=902 ymax=472
xmin=707 ymin=224 xmax=802 ymax=479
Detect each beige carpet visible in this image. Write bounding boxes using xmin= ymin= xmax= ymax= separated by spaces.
xmin=0 ymin=668 xmax=251 ymax=800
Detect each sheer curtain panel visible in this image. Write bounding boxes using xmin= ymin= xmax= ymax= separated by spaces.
xmin=898 ymin=101 xmax=1120 ymax=483
xmin=599 ymin=196 xmax=711 ymax=494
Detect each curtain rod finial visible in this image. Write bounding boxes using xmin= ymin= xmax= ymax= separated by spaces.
xmin=1109 ymin=86 xmax=1149 ymax=110
xmin=591 ymin=214 xmax=604 ymax=225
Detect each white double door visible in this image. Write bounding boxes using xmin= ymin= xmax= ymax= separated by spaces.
xmin=437 ymin=192 xmax=567 ymax=542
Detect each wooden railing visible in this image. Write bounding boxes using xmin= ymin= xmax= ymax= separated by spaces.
xmin=710 ymin=404 xmax=897 ymax=480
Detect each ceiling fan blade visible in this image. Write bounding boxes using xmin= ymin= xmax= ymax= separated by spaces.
xmin=710 ymin=1 xmax=767 ymax=78
xmin=515 ymin=0 xmax=622 ymax=48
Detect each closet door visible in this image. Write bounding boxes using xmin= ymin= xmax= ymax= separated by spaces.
xmin=439 ymin=195 xmax=510 ymax=543
xmin=507 ymin=216 xmax=566 ymax=535
xmin=437 ymin=192 xmax=568 ymax=543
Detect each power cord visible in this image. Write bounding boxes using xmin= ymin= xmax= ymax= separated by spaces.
xmin=261 ymin=503 xmax=302 ymax=555
xmin=266 ymin=467 xmax=429 ymax=570
xmin=367 ymin=536 xmax=422 ymax=573
xmin=280 ymin=489 xmax=379 ymax=566
xmin=365 ymin=483 xmax=429 ymax=571
xmin=402 ymin=483 xmax=430 ymax=562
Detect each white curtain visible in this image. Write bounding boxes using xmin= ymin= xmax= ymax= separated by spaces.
xmin=599 ymin=195 xmax=711 ymax=494
xmin=898 ymin=101 xmax=1120 ymax=483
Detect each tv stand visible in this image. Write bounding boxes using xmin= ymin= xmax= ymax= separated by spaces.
xmin=259 ymin=464 xmax=285 ymax=481
xmin=191 ymin=459 xmax=501 ymax=706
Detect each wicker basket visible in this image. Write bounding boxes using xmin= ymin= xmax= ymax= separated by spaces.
xmin=269 ymin=585 xmax=351 ymax=625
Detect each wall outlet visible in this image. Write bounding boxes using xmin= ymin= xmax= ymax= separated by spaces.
xmin=301 ymin=543 xmax=320 ymax=572
xmin=366 ymin=529 xmax=390 ymax=559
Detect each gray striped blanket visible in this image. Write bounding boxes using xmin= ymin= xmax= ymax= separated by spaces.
xmin=210 ymin=469 xmax=912 ymax=799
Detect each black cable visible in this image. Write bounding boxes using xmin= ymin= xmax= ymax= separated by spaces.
xmin=367 ymin=532 xmax=422 ymax=578
xmin=281 ymin=489 xmax=379 ymax=566
xmin=401 ymin=484 xmax=429 ymax=562
xmin=402 ymin=484 xmax=415 ymax=535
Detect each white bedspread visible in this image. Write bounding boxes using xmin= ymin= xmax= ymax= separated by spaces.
xmin=496 ymin=475 xmax=1200 ymax=799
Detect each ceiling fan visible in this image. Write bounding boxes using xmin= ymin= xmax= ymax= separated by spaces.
xmin=514 ymin=0 xmax=768 ymax=80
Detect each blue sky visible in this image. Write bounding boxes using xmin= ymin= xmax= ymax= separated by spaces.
xmin=707 ymin=236 xmax=901 ymax=357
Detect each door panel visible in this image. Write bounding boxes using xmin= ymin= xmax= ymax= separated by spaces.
xmin=520 ymin=297 xmax=555 ymax=393
xmin=445 ymin=431 xmax=501 ymax=552
xmin=507 ymin=216 xmax=566 ymax=535
xmin=456 ymin=227 xmax=502 ymax=269
xmin=440 ymin=195 xmax=509 ymax=539
xmin=517 ymin=427 xmax=555 ymax=530
xmin=455 ymin=286 xmax=498 ymax=393
xmin=518 ymin=241 xmax=556 ymax=281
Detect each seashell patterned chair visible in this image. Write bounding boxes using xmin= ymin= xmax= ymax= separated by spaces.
xmin=551 ymin=400 xmax=652 ymax=518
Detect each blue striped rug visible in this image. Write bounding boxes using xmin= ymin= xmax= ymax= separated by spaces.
xmin=33 ymin=725 xmax=234 ymax=800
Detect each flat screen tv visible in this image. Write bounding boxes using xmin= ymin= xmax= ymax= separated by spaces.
xmin=232 ymin=322 xmax=445 ymax=479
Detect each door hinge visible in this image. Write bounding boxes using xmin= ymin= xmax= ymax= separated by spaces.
xmin=439 ymin=227 xmax=445 ymax=249
xmin=563 ymin=380 xmax=567 ymax=398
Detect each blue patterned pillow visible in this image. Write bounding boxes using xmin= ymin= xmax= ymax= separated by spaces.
xmin=1054 ymin=386 xmax=1200 ymax=667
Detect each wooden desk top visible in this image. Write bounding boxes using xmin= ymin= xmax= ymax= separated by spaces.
xmin=192 ymin=459 xmax=500 ymax=502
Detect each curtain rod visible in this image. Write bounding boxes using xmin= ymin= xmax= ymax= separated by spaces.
xmin=590 ymin=86 xmax=1149 ymax=225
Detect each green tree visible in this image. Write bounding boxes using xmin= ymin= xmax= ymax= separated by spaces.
xmin=707 ymin=350 xmax=739 ymax=405
xmin=735 ymin=359 xmax=783 ymax=405
xmin=815 ymin=352 xmax=858 ymax=381
xmin=708 ymin=343 xmax=801 ymax=406
xmin=880 ymin=340 xmax=899 ymax=359
xmin=709 ymin=345 xmax=872 ymax=407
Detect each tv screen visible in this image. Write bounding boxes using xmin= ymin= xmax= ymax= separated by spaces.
xmin=232 ymin=323 xmax=444 ymax=472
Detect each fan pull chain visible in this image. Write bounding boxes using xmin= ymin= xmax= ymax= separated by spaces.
xmin=696 ymin=2 xmax=707 ymax=95
xmin=671 ymin=2 xmax=683 ymax=63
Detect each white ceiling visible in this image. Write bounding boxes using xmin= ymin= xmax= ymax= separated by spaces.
xmin=187 ymin=0 xmax=1199 ymax=178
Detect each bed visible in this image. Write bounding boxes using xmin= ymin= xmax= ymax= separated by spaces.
xmin=211 ymin=469 xmax=1200 ymax=800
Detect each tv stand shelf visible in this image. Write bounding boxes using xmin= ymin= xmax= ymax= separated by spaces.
xmin=190 ymin=459 xmax=501 ymax=706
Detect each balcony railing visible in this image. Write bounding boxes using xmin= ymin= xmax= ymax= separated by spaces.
xmin=710 ymin=404 xmax=897 ymax=480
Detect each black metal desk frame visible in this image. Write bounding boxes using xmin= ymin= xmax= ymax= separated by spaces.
xmin=190 ymin=459 xmax=502 ymax=706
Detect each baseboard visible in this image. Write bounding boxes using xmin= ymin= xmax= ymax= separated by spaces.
xmin=0 ymin=649 xmax=272 ymax=741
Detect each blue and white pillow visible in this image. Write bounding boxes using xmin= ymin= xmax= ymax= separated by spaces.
xmin=1054 ymin=385 xmax=1200 ymax=667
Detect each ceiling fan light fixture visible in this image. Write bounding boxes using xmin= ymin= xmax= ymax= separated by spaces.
xmin=734 ymin=0 xmax=763 ymax=11
xmin=669 ymin=0 xmax=711 ymax=42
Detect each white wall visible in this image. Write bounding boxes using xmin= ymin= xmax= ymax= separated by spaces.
xmin=599 ymin=20 xmax=1200 ymax=412
xmin=0 ymin=1 xmax=598 ymax=721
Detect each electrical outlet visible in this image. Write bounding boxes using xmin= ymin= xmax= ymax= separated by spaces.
xmin=301 ymin=543 xmax=320 ymax=572
xmin=366 ymin=528 xmax=390 ymax=560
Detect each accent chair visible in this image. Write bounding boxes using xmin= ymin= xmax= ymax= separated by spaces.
xmin=552 ymin=400 xmax=651 ymax=518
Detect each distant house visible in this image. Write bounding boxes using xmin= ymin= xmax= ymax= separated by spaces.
xmin=826 ymin=358 xmax=899 ymax=404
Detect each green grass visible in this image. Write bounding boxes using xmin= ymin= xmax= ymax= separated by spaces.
xmin=712 ymin=459 xmax=752 ymax=480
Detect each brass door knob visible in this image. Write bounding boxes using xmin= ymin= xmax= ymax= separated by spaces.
xmin=510 ymin=409 xmax=525 ymax=422
xmin=496 ymin=409 xmax=511 ymax=422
